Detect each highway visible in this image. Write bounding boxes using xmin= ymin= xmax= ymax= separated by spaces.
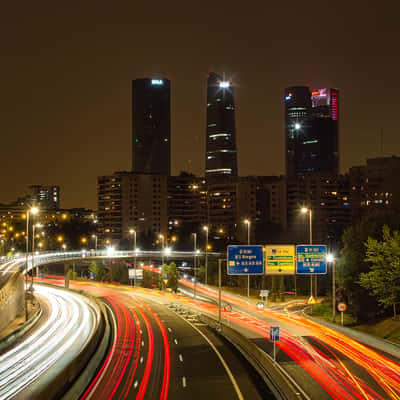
xmin=42 ymin=279 xmax=271 ymax=400
xmin=0 ymin=284 xmax=99 ymax=399
xmin=178 ymin=277 xmax=400 ymax=400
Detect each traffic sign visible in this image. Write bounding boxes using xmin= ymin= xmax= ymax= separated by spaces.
xmin=296 ymin=245 xmax=327 ymax=274
xmin=260 ymin=289 xmax=270 ymax=297
xmin=270 ymin=326 xmax=280 ymax=341
xmin=256 ymin=301 xmax=264 ymax=310
xmin=265 ymin=245 xmax=295 ymax=275
xmin=227 ymin=245 xmax=264 ymax=275
xmin=337 ymin=302 xmax=347 ymax=312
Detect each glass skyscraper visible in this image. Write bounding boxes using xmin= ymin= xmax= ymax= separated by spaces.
xmin=132 ymin=78 xmax=171 ymax=175
xmin=205 ymin=72 xmax=238 ymax=180
xmin=285 ymin=86 xmax=339 ymax=176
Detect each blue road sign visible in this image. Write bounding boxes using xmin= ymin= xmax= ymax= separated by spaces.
xmin=227 ymin=245 xmax=264 ymax=275
xmin=270 ymin=326 xmax=280 ymax=341
xmin=296 ymin=245 xmax=327 ymax=274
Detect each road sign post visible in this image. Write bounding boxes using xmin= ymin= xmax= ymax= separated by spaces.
xmin=296 ymin=245 xmax=327 ymax=303
xmin=270 ymin=326 xmax=280 ymax=362
xmin=337 ymin=302 xmax=347 ymax=326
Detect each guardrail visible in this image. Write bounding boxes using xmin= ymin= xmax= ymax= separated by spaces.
xmin=199 ymin=313 xmax=305 ymax=400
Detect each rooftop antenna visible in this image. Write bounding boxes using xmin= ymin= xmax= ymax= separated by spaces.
xmin=380 ymin=128 xmax=384 ymax=157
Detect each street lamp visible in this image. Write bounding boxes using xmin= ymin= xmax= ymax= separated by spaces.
xmin=327 ymin=254 xmax=336 ymax=322
xmin=301 ymin=207 xmax=314 ymax=300
xmin=130 ymin=229 xmax=137 ymax=287
xmin=192 ymin=232 xmax=197 ymax=298
xmin=244 ymin=219 xmax=251 ymax=297
xmin=203 ymin=226 xmax=209 ymax=285
xmin=159 ymin=234 xmax=165 ymax=267
xmin=92 ymin=234 xmax=97 ymax=251
xmin=32 ymin=223 xmax=42 ymax=279
xmin=25 ymin=206 xmax=39 ymax=321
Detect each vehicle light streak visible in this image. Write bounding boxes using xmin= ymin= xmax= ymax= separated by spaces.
xmin=135 ymin=305 xmax=154 ymax=400
xmin=0 ymin=285 xmax=97 ymax=400
xmin=134 ymin=298 xmax=170 ymax=400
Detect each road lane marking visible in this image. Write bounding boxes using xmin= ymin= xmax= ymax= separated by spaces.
xmin=179 ymin=354 xmax=183 ymax=362
xmin=141 ymin=341 xmax=145 ymax=347
xmin=174 ymin=339 xmax=178 ymax=345
xmin=134 ymin=381 xmax=138 ymax=388
xmin=176 ymin=312 xmax=244 ymax=400
xmin=168 ymin=328 xmax=172 ymax=333
xmin=140 ymin=357 xmax=144 ymax=364
xmin=182 ymin=377 xmax=187 ymax=387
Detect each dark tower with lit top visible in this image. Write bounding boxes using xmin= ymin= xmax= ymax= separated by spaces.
xmin=132 ymin=78 xmax=171 ymax=175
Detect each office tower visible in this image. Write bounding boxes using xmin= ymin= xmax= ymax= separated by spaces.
xmin=132 ymin=78 xmax=171 ymax=175
xmin=284 ymin=86 xmax=313 ymax=177
xmin=285 ymin=86 xmax=339 ymax=176
xmin=310 ymin=88 xmax=339 ymax=175
xmin=205 ymin=72 xmax=238 ymax=180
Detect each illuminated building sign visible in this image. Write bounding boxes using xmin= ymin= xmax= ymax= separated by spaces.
xmin=285 ymin=92 xmax=293 ymax=101
xmin=331 ymin=91 xmax=338 ymax=121
xmin=219 ymin=81 xmax=230 ymax=88
xmin=151 ymin=79 xmax=163 ymax=85
xmin=311 ymin=88 xmax=330 ymax=107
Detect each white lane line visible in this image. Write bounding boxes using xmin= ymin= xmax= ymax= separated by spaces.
xmin=168 ymin=327 xmax=172 ymax=333
xmin=177 ymin=313 xmax=244 ymax=400
xmin=140 ymin=357 xmax=144 ymax=364
xmin=182 ymin=376 xmax=187 ymax=387
xmin=141 ymin=341 xmax=145 ymax=347
xmin=179 ymin=354 xmax=183 ymax=362
xmin=174 ymin=339 xmax=178 ymax=345
xmin=134 ymin=380 xmax=139 ymax=388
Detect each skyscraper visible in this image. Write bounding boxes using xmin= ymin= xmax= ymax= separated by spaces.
xmin=284 ymin=86 xmax=313 ymax=177
xmin=205 ymin=72 xmax=238 ymax=180
xmin=132 ymin=78 xmax=171 ymax=175
xmin=284 ymin=86 xmax=339 ymax=176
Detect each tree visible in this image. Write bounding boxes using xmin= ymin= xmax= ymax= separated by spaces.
xmin=337 ymin=209 xmax=400 ymax=322
xmin=88 ymin=262 xmax=106 ymax=281
xmin=359 ymin=225 xmax=400 ymax=319
xmin=167 ymin=262 xmax=179 ymax=293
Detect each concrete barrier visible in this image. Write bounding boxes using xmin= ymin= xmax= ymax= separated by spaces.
xmin=199 ymin=313 xmax=305 ymax=400
xmin=0 ymin=273 xmax=24 ymax=333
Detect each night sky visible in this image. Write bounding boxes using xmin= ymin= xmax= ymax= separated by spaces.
xmin=1 ymin=1 xmax=399 ymax=209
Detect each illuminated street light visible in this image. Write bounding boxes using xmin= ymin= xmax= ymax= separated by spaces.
xmin=243 ymin=219 xmax=251 ymax=297
xmin=327 ymin=254 xmax=336 ymax=322
xmin=130 ymin=229 xmax=137 ymax=287
xmin=300 ymin=207 xmax=314 ymax=301
xmin=91 ymin=234 xmax=97 ymax=251
xmin=203 ymin=225 xmax=209 ymax=285
xmin=294 ymin=122 xmax=301 ymax=130
xmin=25 ymin=206 xmax=39 ymax=320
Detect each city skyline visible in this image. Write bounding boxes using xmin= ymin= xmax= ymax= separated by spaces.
xmin=1 ymin=2 xmax=399 ymax=208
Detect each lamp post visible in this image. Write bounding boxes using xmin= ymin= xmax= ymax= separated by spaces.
xmin=327 ymin=254 xmax=336 ymax=322
xmin=203 ymin=226 xmax=209 ymax=285
xmin=130 ymin=229 xmax=137 ymax=287
xmin=301 ymin=207 xmax=313 ymax=300
xmin=193 ymin=232 xmax=197 ymax=298
xmin=25 ymin=206 xmax=39 ymax=321
xmin=218 ymin=259 xmax=227 ymax=325
xmin=244 ymin=219 xmax=251 ymax=297
xmin=159 ymin=234 xmax=165 ymax=267
xmin=92 ymin=234 xmax=97 ymax=251
xmin=32 ymin=223 xmax=42 ymax=279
